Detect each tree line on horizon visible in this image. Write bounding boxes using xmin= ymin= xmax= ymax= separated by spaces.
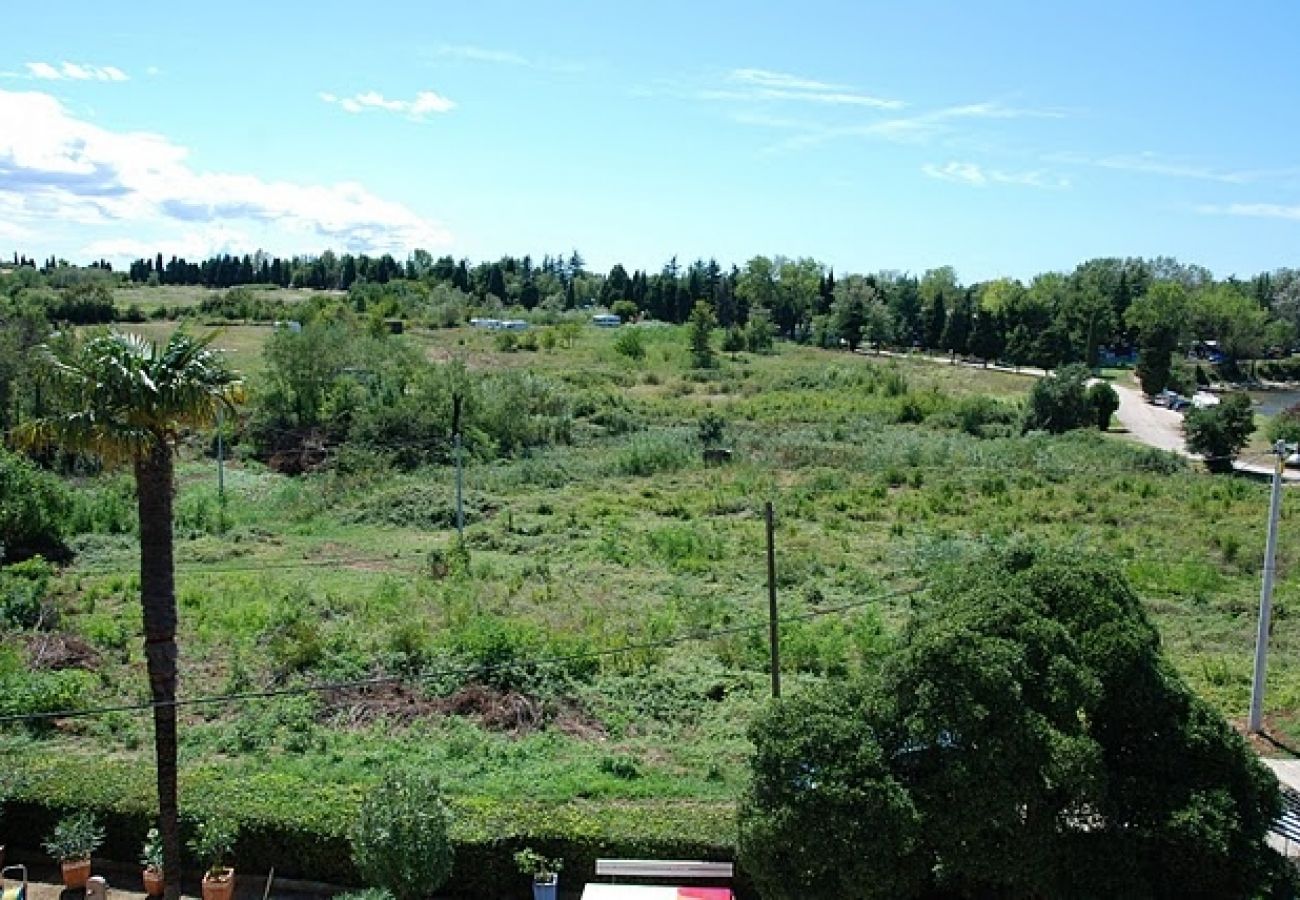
xmin=9 ymin=247 xmax=1300 ymax=395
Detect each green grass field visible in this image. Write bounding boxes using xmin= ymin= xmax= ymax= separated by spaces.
xmin=6 ymin=319 xmax=1300 ymax=880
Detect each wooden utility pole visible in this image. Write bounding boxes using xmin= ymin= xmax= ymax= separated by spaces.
xmin=765 ymin=501 xmax=780 ymax=699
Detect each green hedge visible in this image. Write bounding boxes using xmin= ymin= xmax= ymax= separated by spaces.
xmin=0 ymin=750 xmax=750 ymax=899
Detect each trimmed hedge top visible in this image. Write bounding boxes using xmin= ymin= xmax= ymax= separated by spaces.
xmin=0 ymin=747 xmax=742 ymax=898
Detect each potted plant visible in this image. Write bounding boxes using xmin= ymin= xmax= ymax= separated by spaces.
xmin=188 ymin=819 xmax=237 ymax=900
xmin=140 ymin=828 xmax=165 ymax=897
xmin=514 ymin=848 xmax=562 ymax=900
xmin=42 ymin=812 xmax=105 ymax=890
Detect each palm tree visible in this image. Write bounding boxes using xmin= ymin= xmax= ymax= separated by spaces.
xmin=17 ymin=330 xmax=239 ymax=900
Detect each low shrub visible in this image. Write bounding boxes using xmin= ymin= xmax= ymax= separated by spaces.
xmin=612 ymin=434 xmax=691 ymax=477
xmin=0 ymin=556 xmax=53 ymax=628
xmin=1268 ymin=402 xmax=1300 ymax=446
xmin=351 ymin=770 xmax=454 ymax=900
xmin=0 ymin=446 xmax=71 ymax=562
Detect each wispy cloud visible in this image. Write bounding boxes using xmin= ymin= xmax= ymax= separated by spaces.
xmin=319 ymin=89 xmax=456 ymax=119
xmin=1197 ymin=202 xmax=1300 ymax=221
xmin=1048 ymin=150 xmax=1300 ymax=185
xmin=431 ymin=43 xmax=587 ymax=73
xmin=0 ymin=88 xmax=451 ymax=257
xmin=434 ymin=44 xmax=530 ymax=66
xmin=729 ymin=95 xmax=1066 ymax=153
xmin=703 ymin=67 xmax=904 ymax=110
xmin=26 ymin=61 xmax=128 ymax=82
xmin=729 ymin=68 xmax=849 ymax=92
xmin=922 ymin=161 xmax=1069 ymax=189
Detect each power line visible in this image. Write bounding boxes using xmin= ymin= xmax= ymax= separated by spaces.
xmin=0 ymin=583 xmax=925 ymax=725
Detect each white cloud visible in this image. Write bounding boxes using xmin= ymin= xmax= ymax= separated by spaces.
xmin=1197 ymin=203 xmax=1300 ymax=221
xmin=434 ymin=44 xmax=530 ymax=66
xmin=320 ymin=88 xmax=455 ymax=119
xmin=0 ymin=88 xmax=451 ymax=258
xmin=936 ymin=102 xmax=1065 ymax=121
xmin=711 ymin=67 xmax=904 ymax=110
xmin=430 ymin=43 xmax=587 ymax=73
xmin=725 ymin=89 xmax=1065 ymax=153
xmin=923 ymin=161 xmax=989 ymax=185
xmin=729 ymin=68 xmax=849 ymax=93
xmin=26 ymin=61 xmax=128 ymax=82
xmin=1048 ymin=151 xmax=1300 ymax=188
xmin=83 ymin=226 xmax=256 ymax=262
xmin=922 ymin=161 xmax=1069 ymax=189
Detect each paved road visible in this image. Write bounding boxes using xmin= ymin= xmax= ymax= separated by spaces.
xmin=1110 ymin=382 xmax=1188 ymax=454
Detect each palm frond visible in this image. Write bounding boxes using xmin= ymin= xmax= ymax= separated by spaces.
xmin=16 ymin=328 xmax=242 ymax=466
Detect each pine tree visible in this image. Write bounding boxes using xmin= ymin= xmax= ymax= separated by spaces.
xmin=688 ymin=300 xmax=718 ymax=368
xmin=487 ymin=264 xmax=507 ymax=300
xmin=969 ymin=310 xmax=1004 ymax=367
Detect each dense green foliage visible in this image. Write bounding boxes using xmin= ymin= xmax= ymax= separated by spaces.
xmin=1268 ymin=402 xmax=1300 ymax=445
xmin=738 ymin=547 xmax=1288 ymax=899
xmin=249 ymin=321 xmax=571 ymax=469
xmin=1087 ymin=380 xmax=1120 ymax=430
xmin=0 ymin=446 xmax=70 ymax=562
xmin=688 ymin=301 xmax=718 ymax=368
xmin=1022 ymin=364 xmax=1092 ymax=433
xmin=1185 ymin=393 xmax=1257 ymax=473
xmin=188 ymin=818 xmax=237 ymax=876
xmin=43 ymin=811 xmax=105 ymax=862
xmin=351 ymin=770 xmax=453 ymax=900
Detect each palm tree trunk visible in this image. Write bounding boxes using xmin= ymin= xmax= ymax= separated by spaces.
xmin=135 ymin=443 xmax=182 ymax=900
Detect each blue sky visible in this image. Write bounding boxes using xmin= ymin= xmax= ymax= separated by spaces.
xmin=3 ymin=0 xmax=1299 ymax=282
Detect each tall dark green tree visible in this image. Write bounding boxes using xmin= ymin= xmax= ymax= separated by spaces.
xmin=968 ymin=309 xmax=1003 ymax=366
xmin=940 ymin=294 xmax=972 ymax=356
xmin=923 ymin=294 xmax=947 ymax=351
xmin=739 ymin=545 xmax=1287 ymax=900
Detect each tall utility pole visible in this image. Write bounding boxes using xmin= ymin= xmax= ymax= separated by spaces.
xmin=765 ymin=501 xmax=781 ymax=699
xmin=215 ymin=405 xmax=225 ymax=501
xmin=452 ymin=393 xmax=464 ymax=542
xmin=1248 ymin=441 xmax=1289 ymax=733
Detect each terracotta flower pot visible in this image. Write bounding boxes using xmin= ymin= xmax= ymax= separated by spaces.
xmin=62 ymin=859 xmax=92 ymax=890
xmin=143 ymin=867 xmax=165 ymax=897
xmin=201 ymin=868 xmax=235 ymax=900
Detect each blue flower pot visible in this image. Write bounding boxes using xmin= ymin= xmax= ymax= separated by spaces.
xmin=531 ymin=878 xmax=558 ymax=900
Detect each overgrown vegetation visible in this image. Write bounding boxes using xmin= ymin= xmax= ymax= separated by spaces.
xmin=0 ymin=303 xmax=1295 ymax=898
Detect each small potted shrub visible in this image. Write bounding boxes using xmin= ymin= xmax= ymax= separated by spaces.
xmin=42 ymin=812 xmax=105 ymax=890
xmin=140 ymin=827 xmax=165 ymax=897
xmin=188 ymin=819 xmax=237 ymax=900
xmin=514 ymin=848 xmax=562 ymax=900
